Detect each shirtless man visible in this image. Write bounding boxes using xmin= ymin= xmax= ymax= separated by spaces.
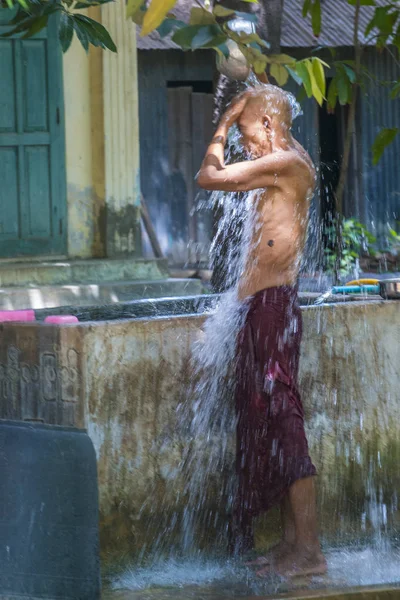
xmin=198 ymin=85 xmax=327 ymax=579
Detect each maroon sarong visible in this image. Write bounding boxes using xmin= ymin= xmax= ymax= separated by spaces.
xmin=232 ymin=285 xmax=316 ymax=551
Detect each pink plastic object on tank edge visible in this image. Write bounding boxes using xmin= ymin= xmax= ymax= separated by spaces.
xmin=0 ymin=310 xmax=35 ymax=322
xmin=44 ymin=315 xmax=79 ymax=324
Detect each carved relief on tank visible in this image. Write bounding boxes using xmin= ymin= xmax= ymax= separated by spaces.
xmin=60 ymin=348 xmax=80 ymax=403
xmin=0 ymin=344 xmax=81 ymax=423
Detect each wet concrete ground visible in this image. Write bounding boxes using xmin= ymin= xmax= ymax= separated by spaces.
xmin=102 ymin=547 xmax=400 ymax=600
xmin=103 ymin=584 xmax=400 ymax=600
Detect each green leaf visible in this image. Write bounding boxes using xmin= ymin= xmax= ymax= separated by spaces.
xmin=59 ymin=12 xmax=74 ymax=53
xmin=239 ymin=32 xmax=269 ymax=48
xmin=375 ymin=6 xmax=398 ymax=34
xmin=312 ymin=57 xmax=326 ymax=97
xmin=390 ymin=81 xmax=400 ymax=99
xmin=270 ymin=63 xmax=289 ymax=86
xmin=347 ymin=0 xmax=375 ymax=5
xmin=342 ymin=59 xmax=355 ymax=67
xmin=191 ymin=24 xmax=221 ymax=49
xmin=239 ymin=43 xmax=267 ymax=72
xmin=8 ymin=9 xmax=29 ymax=26
xmin=305 ymin=58 xmax=323 ymax=104
xmin=311 ymin=0 xmax=321 ymax=36
xmin=216 ymin=42 xmax=229 ymax=58
xmin=296 ymin=61 xmax=313 ymax=98
xmin=327 ymin=78 xmax=338 ymax=110
xmin=1 ymin=15 xmax=37 ymax=37
xmin=248 ymin=41 xmax=260 ymax=50
xmin=4 ymin=0 xmax=13 ymax=8
xmin=253 ymin=58 xmax=267 ymax=73
xmin=336 ymin=69 xmax=351 ymax=105
xmin=74 ymin=14 xmax=117 ymax=52
xmin=227 ymin=27 xmax=259 ymax=46
xmin=130 ymin=3 xmax=146 ymax=25
xmin=157 ymin=17 xmax=185 ymax=38
xmin=73 ymin=18 xmax=89 ymax=51
xmin=172 ymin=24 xmax=200 ymax=48
xmin=302 ymin=0 xmax=311 ymax=17
xmin=126 ymin=0 xmax=143 ymax=19
xmin=343 ymin=63 xmax=356 ymax=83
xmin=16 ymin=0 xmax=27 ymax=9
xmin=189 ymin=6 xmax=216 ymax=26
xmin=268 ymin=53 xmax=295 ymax=65
xmin=365 ymin=15 xmax=376 ymax=37
xmin=213 ymin=5 xmax=235 ymax=17
xmin=372 ymin=127 xmax=399 ymax=165
xmin=287 ymin=65 xmax=303 ymax=85
xmin=141 ymin=0 xmax=177 ymax=37
xmin=367 ymin=6 xmax=399 ymax=47
xmin=172 ymin=24 xmax=225 ymax=50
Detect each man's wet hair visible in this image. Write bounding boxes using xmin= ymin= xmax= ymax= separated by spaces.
xmin=242 ymin=84 xmax=301 ymax=127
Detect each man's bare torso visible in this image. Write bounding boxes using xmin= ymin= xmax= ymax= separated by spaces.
xmin=238 ymin=144 xmax=315 ymax=300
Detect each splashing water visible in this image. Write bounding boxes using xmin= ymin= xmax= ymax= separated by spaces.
xmin=176 ymin=125 xmax=260 ymax=555
xmin=108 ymin=546 xmax=400 ymax=597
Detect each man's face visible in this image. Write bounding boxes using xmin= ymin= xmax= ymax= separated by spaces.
xmin=237 ymin=98 xmax=271 ymax=158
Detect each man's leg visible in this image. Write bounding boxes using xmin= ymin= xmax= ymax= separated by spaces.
xmin=288 ymin=477 xmax=321 ymax=551
xmin=245 ymin=494 xmax=296 ymax=566
xmin=257 ymin=477 xmax=326 ymax=577
xmin=281 ymin=493 xmax=296 ymax=548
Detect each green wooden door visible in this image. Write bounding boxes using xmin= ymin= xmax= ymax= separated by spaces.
xmin=0 ymin=12 xmax=66 ymax=257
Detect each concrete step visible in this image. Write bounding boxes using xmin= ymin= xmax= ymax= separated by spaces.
xmin=0 ymin=278 xmax=203 ymax=310
xmin=0 ymin=258 xmax=169 ymax=287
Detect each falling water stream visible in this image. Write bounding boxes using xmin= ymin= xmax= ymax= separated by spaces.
xmin=107 ymin=83 xmax=400 ymax=598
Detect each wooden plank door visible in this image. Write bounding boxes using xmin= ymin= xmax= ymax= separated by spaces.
xmin=191 ymin=92 xmax=214 ymax=264
xmin=0 ymin=11 xmax=66 ymax=258
xmin=167 ymin=86 xmax=195 ymax=264
xmin=167 ymin=86 xmax=214 ymax=266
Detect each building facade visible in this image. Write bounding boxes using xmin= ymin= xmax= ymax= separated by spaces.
xmin=0 ymin=1 xmax=142 ymax=262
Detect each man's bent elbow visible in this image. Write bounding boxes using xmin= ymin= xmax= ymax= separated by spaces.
xmin=198 ymin=172 xmax=216 ymax=190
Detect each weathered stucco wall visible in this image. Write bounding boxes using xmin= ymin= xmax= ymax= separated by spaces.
xmin=84 ymin=317 xmax=196 ymax=562
xmin=63 ymin=39 xmax=95 ymax=258
xmin=62 ymin=3 xmax=141 ymax=259
xmin=300 ymin=302 xmax=400 ymax=546
xmin=1 ymin=301 xmax=399 ymax=565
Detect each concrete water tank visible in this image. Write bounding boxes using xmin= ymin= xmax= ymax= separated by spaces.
xmin=0 ymin=420 xmax=100 ymax=599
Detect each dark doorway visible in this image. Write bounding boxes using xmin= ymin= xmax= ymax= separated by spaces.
xmin=166 ymin=81 xmax=214 ymax=266
xmin=167 ymin=80 xmax=214 ymax=94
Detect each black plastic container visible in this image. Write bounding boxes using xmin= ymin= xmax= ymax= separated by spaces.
xmin=0 ymin=420 xmax=100 ymax=599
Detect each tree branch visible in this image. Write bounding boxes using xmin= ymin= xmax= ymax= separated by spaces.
xmin=333 ymin=0 xmax=362 ymax=283
xmin=335 ymin=0 xmax=362 ymax=215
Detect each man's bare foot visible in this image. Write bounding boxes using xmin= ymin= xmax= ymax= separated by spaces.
xmin=245 ymin=540 xmax=294 ymax=567
xmin=256 ymin=548 xmax=327 ymax=579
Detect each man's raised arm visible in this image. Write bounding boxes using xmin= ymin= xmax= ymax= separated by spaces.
xmin=197 ymin=95 xmax=292 ymax=193
xmin=198 ymin=150 xmax=293 ymax=193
